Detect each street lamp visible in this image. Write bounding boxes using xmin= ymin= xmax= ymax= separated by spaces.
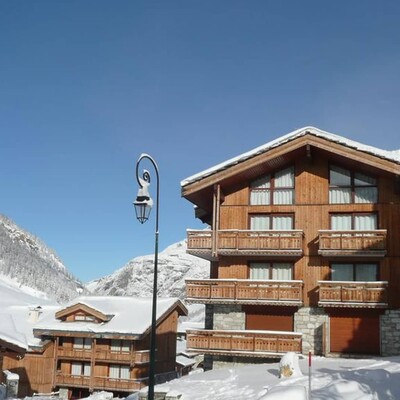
xmin=133 ymin=153 xmax=159 ymax=400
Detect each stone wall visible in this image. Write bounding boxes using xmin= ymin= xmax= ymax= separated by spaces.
xmin=212 ymin=304 xmax=245 ymax=330
xmin=294 ymin=307 xmax=328 ymax=355
xmin=381 ymin=310 xmax=400 ymax=356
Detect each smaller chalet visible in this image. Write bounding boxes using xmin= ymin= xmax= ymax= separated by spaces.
xmin=5 ymin=296 xmax=187 ymax=399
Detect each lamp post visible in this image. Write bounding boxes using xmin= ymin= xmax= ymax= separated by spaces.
xmin=133 ymin=153 xmax=159 ymax=400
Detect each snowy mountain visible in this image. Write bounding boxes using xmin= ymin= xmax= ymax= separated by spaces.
xmin=0 ymin=214 xmax=86 ymax=303
xmin=87 ymin=240 xmax=210 ymax=299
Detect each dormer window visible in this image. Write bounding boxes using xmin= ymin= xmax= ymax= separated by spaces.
xmin=250 ymin=166 xmax=294 ymax=205
xmin=329 ymin=165 xmax=377 ymax=204
xmin=74 ymin=314 xmax=96 ymax=322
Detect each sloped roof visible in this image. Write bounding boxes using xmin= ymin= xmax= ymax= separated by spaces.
xmin=181 ymin=126 xmax=400 ymax=187
xmin=34 ymin=296 xmax=188 ymax=338
xmin=0 ymin=314 xmax=28 ymax=352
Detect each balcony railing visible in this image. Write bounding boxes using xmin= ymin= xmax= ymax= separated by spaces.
xmin=187 ymin=229 xmax=304 ymax=259
xmin=92 ymin=376 xmax=144 ymax=391
xmin=186 ymin=329 xmax=302 ymax=357
xmin=318 ymin=281 xmax=388 ymax=308
xmin=55 ymin=373 xmax=91 ymax=388
xmin=57 ymin=347 xmax=92 ymax=359
xmin=186 ymin=279 xmax=303 ymax=305
xmin=318 ymin=230 xmax=387 ymax=257
xmin=55 ymin=373 xmax=144 ymax=391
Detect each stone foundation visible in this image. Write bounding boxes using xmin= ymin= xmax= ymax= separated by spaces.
xmin=381 ymin=310 xmax=400 ymax=356
xmin=294 ymin=307 xmax=328 ymax=355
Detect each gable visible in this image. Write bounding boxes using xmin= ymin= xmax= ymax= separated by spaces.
xmin=181 ymin=129 xmax=400 ymax=216
xmin=55 ymin=303 xmax=111 ymax=323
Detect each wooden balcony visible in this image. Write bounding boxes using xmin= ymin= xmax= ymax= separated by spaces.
xmin=55 ymin=373 xmax=91 ymax=388
xmin=55 ymin=373 xmax=144 ymax=391
xmin=186 ymin=329 xmax=302 ymax=357
xmin=92 ymin=376 xmax=144 ymax=391
xmin=318 ymin=281 xmax=388 ymax=308
xmin=186 ymin=279 xmax=303 ymax=306
xmin=318 ymin=230 xmax=387 ymax=257
xmin=57 ymin=347 xmax=150 ymax=364
xmin=187 ymin=229 xmax=304 ymax=260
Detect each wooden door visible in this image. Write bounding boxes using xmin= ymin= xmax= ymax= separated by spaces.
xmin=329 ymin=309 xmax=381 ymax=354
xmin=244 ymin=306 xmax=295 ymax=331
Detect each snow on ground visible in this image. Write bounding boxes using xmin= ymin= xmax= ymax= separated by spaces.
xmin=155 ymin=356 xmax=400 ymax=400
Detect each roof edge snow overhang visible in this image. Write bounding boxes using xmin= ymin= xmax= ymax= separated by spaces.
xmin=181 ymin=126 xmax=400 ymax=200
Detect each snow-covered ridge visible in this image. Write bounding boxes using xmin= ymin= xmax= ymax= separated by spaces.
xmin=87 ymin=239 xmax=209 ymax=299
xmin=181 ymin=126 xmax=400 ymax=187
xmin=0 ymin=214 xmax=86 ymax=303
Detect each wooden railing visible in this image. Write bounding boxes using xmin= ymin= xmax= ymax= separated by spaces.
xmin=186 ymin=279 xmax=303 ymax=305
xmin=187 ymin=229 xmax=303 ymax=258
xmin=57 ymin=347 xmax=150 ymax=364
xmin=92 ymin=376 xmax=144 ymax=391
xmin=57 ymin=347 xmax=92 ymax=359
xmin=55 ymin=373 xmax=90 ymax=387
xmin=318 ymin=281 xmax=388 ymax=307
xmin=318 ymin=230 xmax=387 ymax=256
xmin=187 ymin=329 xmax=302 ymax=356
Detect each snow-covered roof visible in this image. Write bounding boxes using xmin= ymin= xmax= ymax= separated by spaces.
xmin=176 ymin=354 xmax=197 ymax=367
xmin=34 ymin=296 xmax=187 ymax=337
xmin=181 ymin=126 xmax=400 ymax=187
xmin=0 ymin=314 xmax=28 ymax=351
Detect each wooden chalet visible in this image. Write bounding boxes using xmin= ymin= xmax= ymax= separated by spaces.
xmin=181 ymin=126 xmax=400 ymax=366
xmin=3 ymin=297 xmax=187 ymax=398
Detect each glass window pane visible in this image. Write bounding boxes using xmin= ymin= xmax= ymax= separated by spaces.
xmin=272 ymin=216 xmax=293 ymax=230
xmin=331 ymin=215 xmax=352 ymax=230
xmin=329 ymin=188 xmax=351 ymax=204
xmin=109 ymin=365 xmax=119 ymax=378
xmin=83 ymin=363 xmax=91 ymax=376
xmin=250 ymin=216 xmax=270 ymax=230
xmin=355 ymin=187 xmax=377 ymax=203
xmin=250 ymin=263 xmax=269 ymax=279
xmin=120 ymin=366 xmax=130 ymax=379
xmin=251 ymin=175 xmax=271 ymax=189
xmin=111 ymin=339 xmax=120 ymax=352
xmin=83 ymin=339 xmax=91 ymax=350
xmin=331 ymin=264 xmax=353 ymax=281
xmin=355 ymin=264 xmax=377 ymax=281
xmin=273 ymin=189 xmax=294 ymax=204
xmin=271 ymin=263 xmax=292 ymax=280
xmin=121 ymin=340 xmax=130 ymax=353
xmin=330 ymin=166 xmax=351 ymax=186
xmin=73 ymin=338 xmax=83 ymax=349
xmin=355 ymin=172 xmax=376 ymax=186
xmin=354 ymin=215 xmax=377 ymax=230
xmin=250 ymin=190 xmax=270 ymax=205
xmin=275 ymin=167 xmax=294 ymax=188
xmin=71 ymin=362 xmax=81 ymax=375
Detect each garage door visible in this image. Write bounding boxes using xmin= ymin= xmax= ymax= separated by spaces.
xmin=330 ymin=310 xmax=380 ymax=354
xmin=244 ymin=306 xmax=296 ymax=331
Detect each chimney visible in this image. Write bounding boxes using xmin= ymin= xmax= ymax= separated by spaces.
xmin=28 ymin=306 xmax=43 ymax=323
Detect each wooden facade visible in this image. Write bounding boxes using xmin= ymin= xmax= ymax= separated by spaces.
xmin=2 ymin=298 xmax=186 ymax=398
xmin=182 ymin=128 xmax=400 ymax=358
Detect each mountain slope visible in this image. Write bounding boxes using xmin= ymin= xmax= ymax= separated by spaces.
xmin=0 ymin=214 xmax=85 ymax=303
xmin=87 ymin=240 xmax=209 ymax=298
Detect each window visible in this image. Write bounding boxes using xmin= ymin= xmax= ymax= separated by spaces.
xmin=330 ymin=213 xmax=377 ymax=230
xmin=250 ymin=167 xmax=294 ymax=205
xmin=74 ymin=314 xmax=96 ymax=322
xmin=249 ymin=262 xmax=293 ymax=280
xmin=109 ymin=365 xmax=130 ymax=380
xmin=250 ymin=214 xmax=294 ymax=230
xmin=71 ymin=362 xmax=91 ymax=376
xmin=331 ymin=263 xmax=378 ymax=281
xmin=110 ymin=339 xmax=130 ymax=353
xmin=73 ymin=337 xmax=91 ymax=350
xmin=329 ymin=165 xmax=377 ymax=204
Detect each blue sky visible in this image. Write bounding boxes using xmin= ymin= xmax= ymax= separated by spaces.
xmin=1 ymin=1 xmax=399 ymax=282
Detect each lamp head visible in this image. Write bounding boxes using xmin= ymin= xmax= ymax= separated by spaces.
xmin=134 ymin=178 xmax=153 ymax=223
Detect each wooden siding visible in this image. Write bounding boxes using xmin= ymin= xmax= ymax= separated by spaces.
xmin=318 ymin=230 xmax=387 ymax=257
xmin=318 ymin=281 xmax=388 ymax=308
xmin=186 ymin=329 xmax=302 ymax=357
xmin=186 ymin=279 xmax=303 ymax=305
xmin=2 ymin=343 xmax=55 ymax=397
